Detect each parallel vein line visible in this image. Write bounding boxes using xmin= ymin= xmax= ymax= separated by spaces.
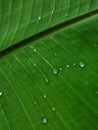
xmin=0 ymin=8 xmax=98 ymax=58
xmin=0 ymin=68 xmax=35 ymax=130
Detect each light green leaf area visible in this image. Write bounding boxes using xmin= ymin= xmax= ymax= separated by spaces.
xmin=0 ymin=1 xmax=98 ymax=130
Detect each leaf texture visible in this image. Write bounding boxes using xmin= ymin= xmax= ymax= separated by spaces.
xmin=0 ymin=0 xmax=98 ymax=130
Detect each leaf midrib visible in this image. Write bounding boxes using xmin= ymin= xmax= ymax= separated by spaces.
xmin=0 ymin=8 xmax=98 ymax=58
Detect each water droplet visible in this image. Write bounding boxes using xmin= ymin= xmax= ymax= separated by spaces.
xmin=45 ymin=78 xmax=49 ymax=83
xmin=34 ymin=63 xmax=36 ymax=67
xmin=54 ymin=53 xmax=57 ymax=56
xmin=72 ymin=63 xmax=76 ymax=66
xmin=33 ymin=48 xmax=36 ymax=52
xmin=0 ymin=91 xmax=3 ymax=96
xmin=66 ymin=13 xmax=68 ymax=17
xmin=66 ymin=64 xmax=70 ymax=68
xmin=34 ymin=100 xmax=37 ymax=105
xmin=42 ymin=117 xmax=47 ymax=124
xmin=59 ymin=67 xmax=63 ymax=71
xmin=53 ymin=68 xmax=58 ymax=75
xmin=79 ymin=62 xmax=85 ymax=68
xmin=52 ymin=106 xmax=56 ymax=112
xmin=38 ymin=16 xmax=41 ymax=20
xmin=43 ymin=94 xmax=47 ymax=98
xmin=51 ymin=11 xmax=54 ymax=14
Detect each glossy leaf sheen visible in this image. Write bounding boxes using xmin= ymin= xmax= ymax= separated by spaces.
xmin=0 ymin=0 xmax=98 ymax=130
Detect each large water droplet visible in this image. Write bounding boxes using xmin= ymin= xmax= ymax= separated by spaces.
xmin=43 ymin=94 xmax=47 ymax=98
xmin=52 ymin=106 xmax=56 ymax=112
xmin=42 ymin=117 xmax=47 ymax=124
xmin=45 ymin=78 xmax=49 ymax=83
xmin=38 ymin=16 xmax=41 ymax=20
xmin=33 ymin=48 xmax=36 ymax=52
xmin=66 ymin=64 xmax=70 ymax=68
xmin=79 ymin=62 xmax=85 ymax=68
xmin=53 ymin=68 xmax=58 ymax=75
xmin=0 ymin=91 xmax=3 ymax=96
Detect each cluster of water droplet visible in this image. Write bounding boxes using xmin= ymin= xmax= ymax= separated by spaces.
xmin=34 ymin=93 xmax=56 ymax=124
xmin=79 ymin=61 xmax=85 ymax=68
xmin=44 ymin=78 xmax=49 ymax=83
xmin=52 ymin=61 xmax=85 ymax=75
xmin=0 ymin=58 xmax=86 ymax=126
xmin=41 ymin=106 xmax=56 ymax=124
xmin=65 ymin=61 xmax=85 ymax=68
xmin=53 ymin=68 xmax=58 ymax=75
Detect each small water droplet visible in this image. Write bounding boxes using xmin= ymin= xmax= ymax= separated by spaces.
xmin=33 ymin=48 xmax=36 ymax=52
xmin=34 ymin=63 xmax=36 ymax=67
xmin=51 ymin=11 xmax=54 ymax=14
xmin=0 ymin=91 xmax=3 ymax=96
xmin=59 ymin=67 xmax=63 ymax=71
xmin=42 ymin=117 xmax=47 ymax=124
xmin=53 ymin=68 xmax=58 ymax=75
xmin=52 ymin=106 xmax=56 ymax=112
xmin=54 ymin=53 xmax=57 ymax=56
xmin=72 ymin=63 xmax=76 ymax=66
xmin=66 ymin=13 xmax=68 ymax=17
xmin=34 ymin=100 xmax=37 ymax=105
xmin=38 ymin=16 xmax=41 ymax=20
xmin=66 ymin=64 xmax=70 ymax=68
xmin=79 ymin=62 xmax=85 ymax=68
xmin=43 ymin=94 xmax=47 ymax=98
xmin=45 ymin=78 xmax=49 ymax=83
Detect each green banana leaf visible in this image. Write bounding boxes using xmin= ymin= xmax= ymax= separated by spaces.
xmin=0 ymin=0 xmax=98 ymax=130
